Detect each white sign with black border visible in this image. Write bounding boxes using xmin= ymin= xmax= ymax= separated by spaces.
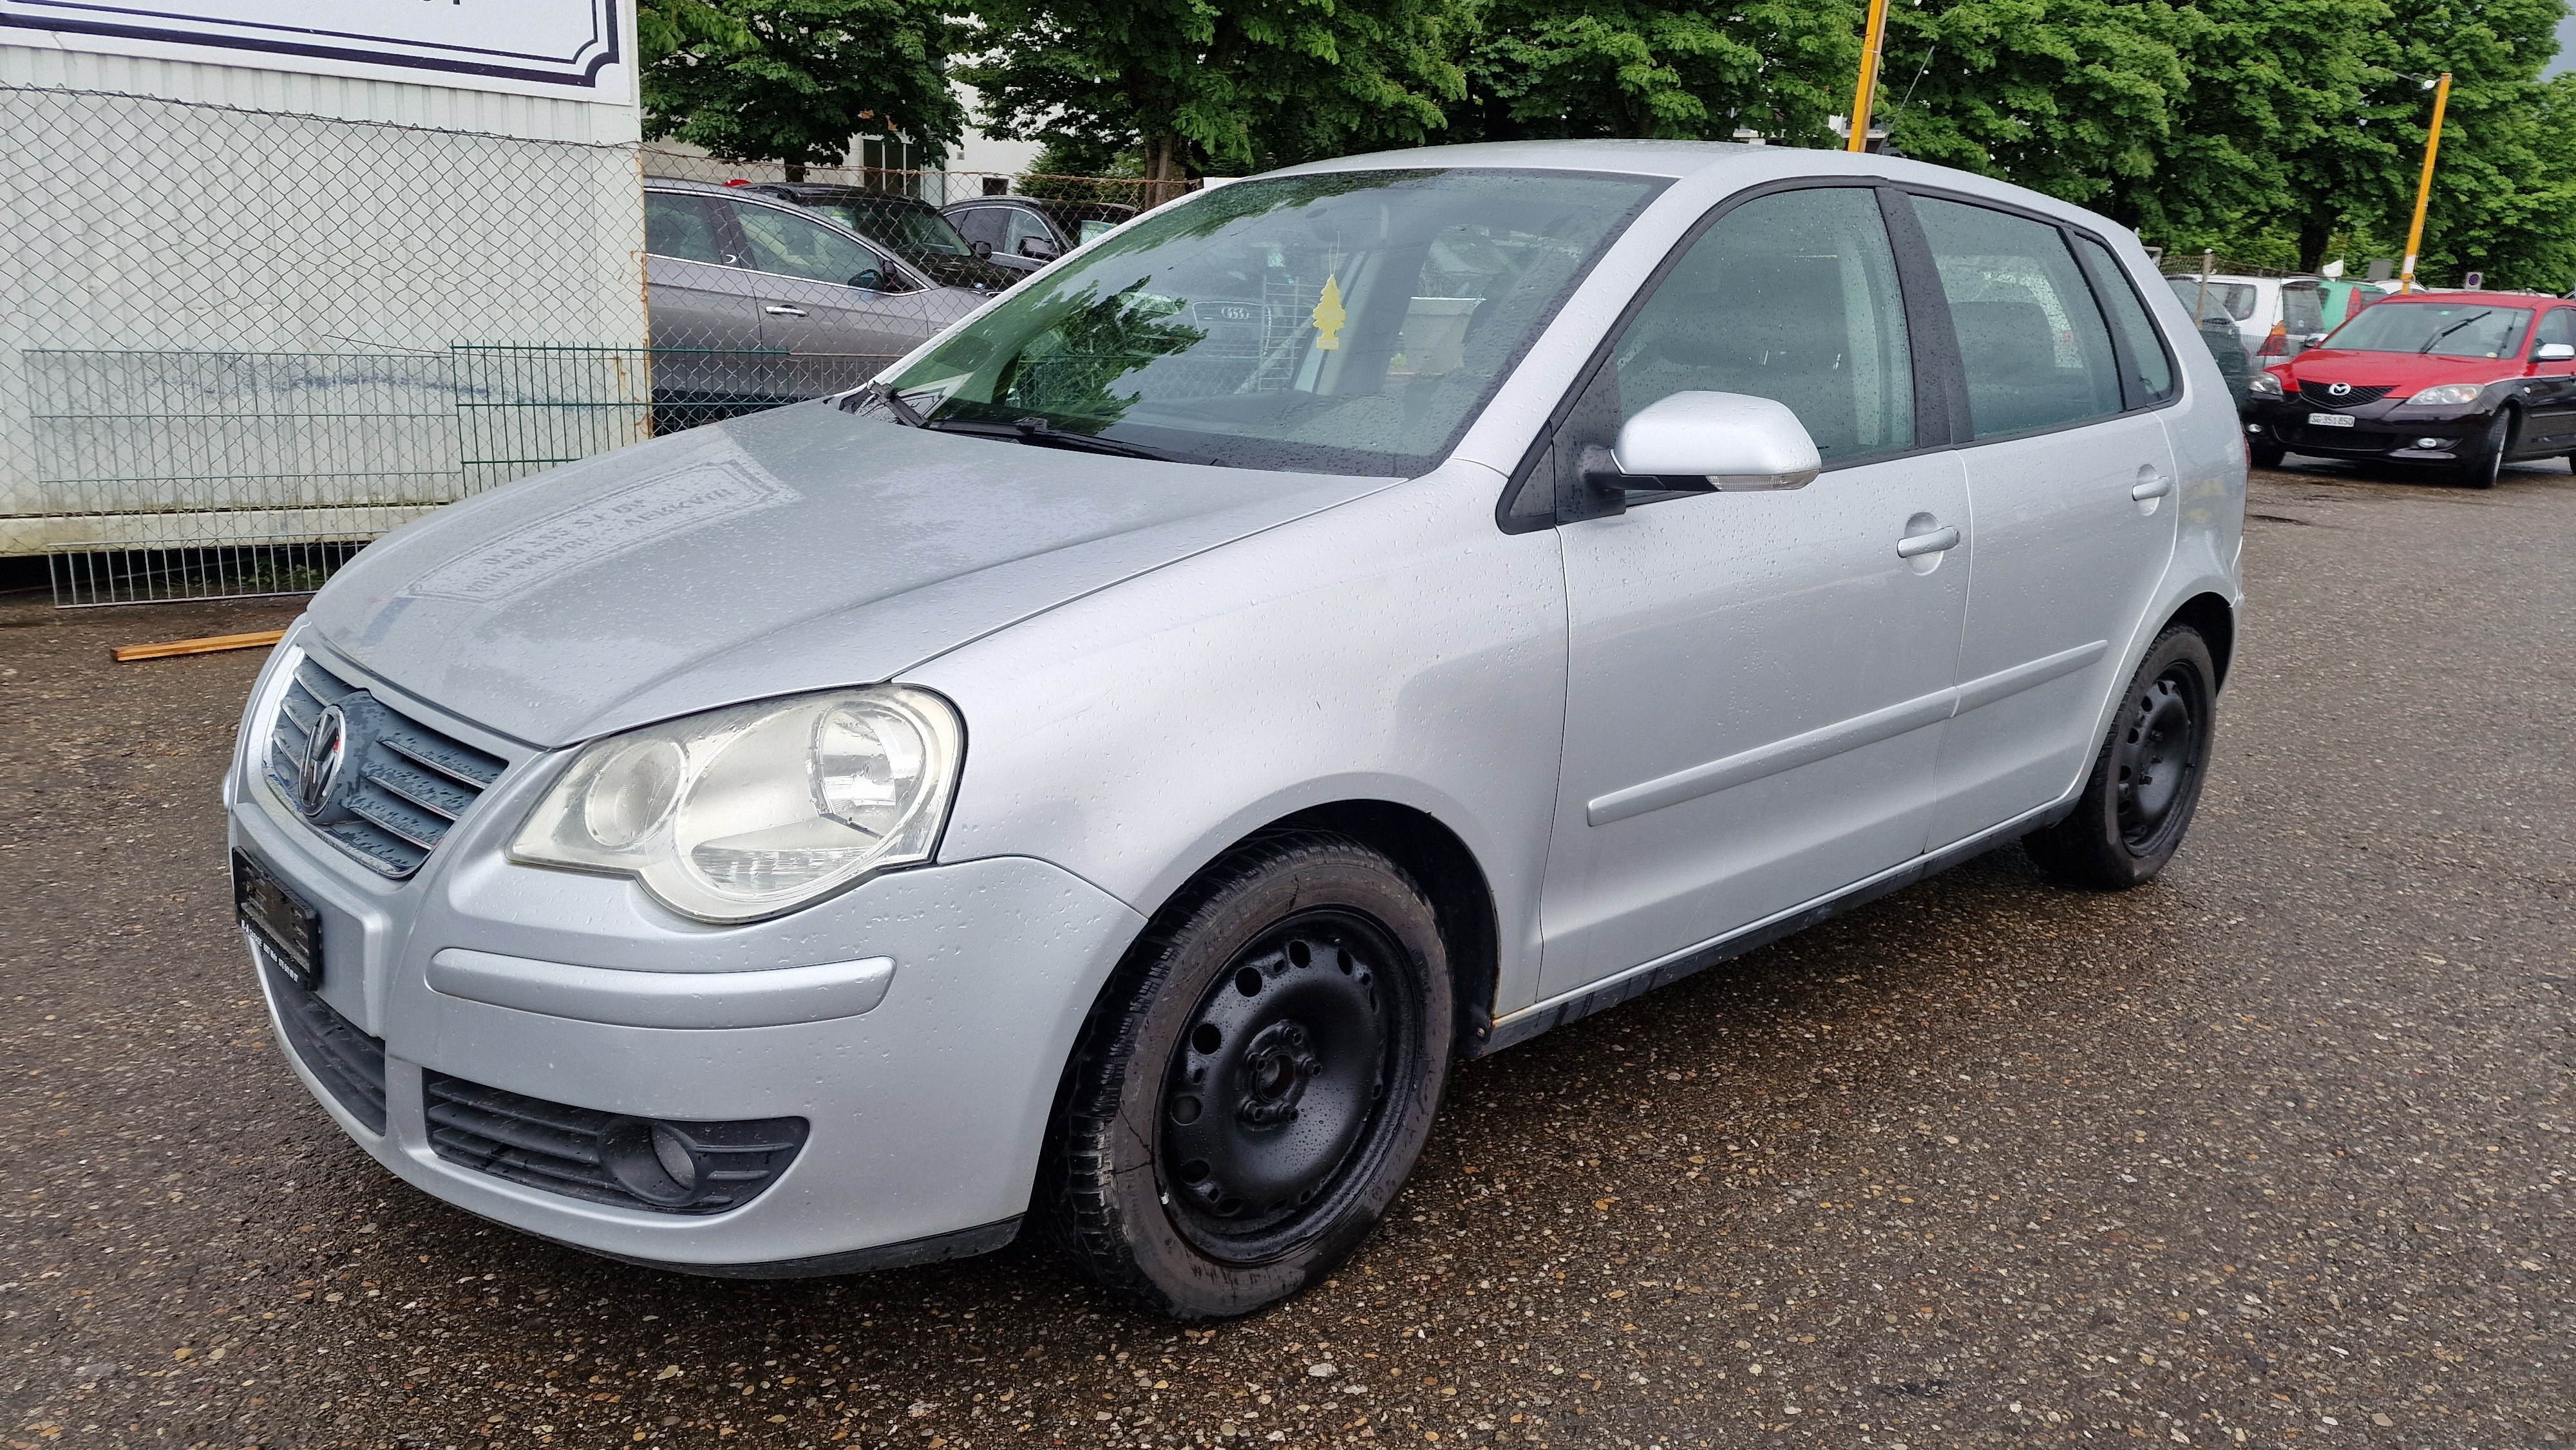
xmin=1 ymin=0 xmax=632 ymax=103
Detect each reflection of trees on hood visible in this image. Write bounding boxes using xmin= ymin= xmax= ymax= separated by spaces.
xmin=996 ymin=284 xmax=1209 ymax=429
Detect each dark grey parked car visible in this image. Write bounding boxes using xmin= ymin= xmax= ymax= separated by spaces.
xmin=645 ymin=180 xmax=987 ymax=427
xmin=942 ymin=196 xmax=1138 ymax=275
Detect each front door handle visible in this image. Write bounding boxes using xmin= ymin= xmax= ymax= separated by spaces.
xmin=1895 ymin=525 xmax=1962 ymax=559
xmin=2131 ymin=473 xmax=2174 ymax=500
xmin=763 ymin=304 xmax=808 ymax=317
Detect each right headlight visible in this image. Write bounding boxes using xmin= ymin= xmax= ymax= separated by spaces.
xmin=510 ymin=686 xmax=963 ymax=923
xmin=2406 ymin=382 xmax=2484 ymax=406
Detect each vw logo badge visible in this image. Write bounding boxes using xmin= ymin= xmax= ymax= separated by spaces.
xmin=298 ymin=704 xmax=348 ymax=816
xmin=2327 ymin=381 xmax=2352 ymax=397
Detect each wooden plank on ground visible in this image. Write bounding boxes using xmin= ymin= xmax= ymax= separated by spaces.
xmin=113 ymin=629 xmax=288 ymax=663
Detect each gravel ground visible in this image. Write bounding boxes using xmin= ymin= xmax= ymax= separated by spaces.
xmin=4 ymin=456 xmax=2570 ymax=1450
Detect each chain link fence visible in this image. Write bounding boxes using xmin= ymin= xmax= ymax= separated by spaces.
xmin=4 ymin=82 xmax=1164 ymax=605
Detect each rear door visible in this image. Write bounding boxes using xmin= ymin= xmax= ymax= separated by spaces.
xmin=643 ymin=191 xmax=768 ymax=404
xmin=1906 ymin=194 xmax=2183 ymax=849
xmin=728 ymin=198 xmax=936 ymax=396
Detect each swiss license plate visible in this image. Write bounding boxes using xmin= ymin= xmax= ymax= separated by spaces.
xmin=234 ymin=849 xmax=322 ymax=988
xmin=2306 ymin=411 xmax=2356 ymax=428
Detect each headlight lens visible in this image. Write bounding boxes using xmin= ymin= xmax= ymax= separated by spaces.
xmin=511 ymin=687 xmax=963 ymax=922
xmin=2247 ymin=371 xmax=2284 ymax=397
xmin=2407 ymin=382 xmax=2484 ymax=406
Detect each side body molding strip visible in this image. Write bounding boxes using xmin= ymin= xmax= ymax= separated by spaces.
xmin=1584 ymin=639 xmax=2109 ymax=827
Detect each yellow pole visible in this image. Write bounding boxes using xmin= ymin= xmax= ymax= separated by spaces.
xmin=2398 ymin=71 xmax=2451 ymax=294
xmin=1847 ymin=0 xmax=1892 ymax=153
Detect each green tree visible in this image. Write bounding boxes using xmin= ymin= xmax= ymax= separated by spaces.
xmin=2375 ymin=0 xmax=2576 ymax=288
xmin=1459 ymin=0 xmax=1861 ymax=145
xmin=961 ymin=0 xmax=1468 ymax=194
xmin=642 ymin=0 xmax=965 ymax=174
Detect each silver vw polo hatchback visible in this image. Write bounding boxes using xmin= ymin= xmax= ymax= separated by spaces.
xmin=229 ymin=142 xmax=2245 ymax=1319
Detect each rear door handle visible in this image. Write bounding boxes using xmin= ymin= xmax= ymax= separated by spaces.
xmin=763 ymin=305 xmax=808 ymax=317
xmin=1895 ymin=525 xmax=1962 ymax=559
xmin=2132 ymin=471 xmax=2174 ymax=500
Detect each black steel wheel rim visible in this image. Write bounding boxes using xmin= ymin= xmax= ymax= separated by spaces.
xmin=2114 ymin=664 xmax=2203 ymax=851
xmin=1159 ymin=909 xmax=1412 ymax=1261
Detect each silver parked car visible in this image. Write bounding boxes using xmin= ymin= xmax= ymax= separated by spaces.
xmin=644 ymin=180 xmax=989 ymax=426
xmin=230 ymin=142 xmax=2245 ymax=1319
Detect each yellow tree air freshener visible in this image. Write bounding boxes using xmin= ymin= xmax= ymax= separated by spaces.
xmin=1311 ymin=275 xmax=1347 ymax=351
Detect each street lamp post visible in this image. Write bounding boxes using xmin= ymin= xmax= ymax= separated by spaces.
xmin=2398 ymin=71 xmax=2452 ymax=295
xmin=1847 ymin=0 xmax=1892 ymax=153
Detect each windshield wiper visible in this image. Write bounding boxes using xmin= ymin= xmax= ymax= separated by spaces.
xmin=923 ymin=415 xmax=1179 ymax=462
xmin=2418 ymin=312 xmax=2493 ymax=353
xmin=842 ymin=380 xmax=928 ymax=427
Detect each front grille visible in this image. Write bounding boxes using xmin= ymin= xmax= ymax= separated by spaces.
xmin=2298 ymin=381 xmax=2393 ymax=408
xmin=260 ymin=953 xmax=388 ymax=1134
xmin=423 ymin=1073 xmax=808 ymax=1216
xmin=267 ymin=655 xmax=504 ymax=879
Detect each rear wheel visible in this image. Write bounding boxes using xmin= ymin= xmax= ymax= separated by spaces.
xmin=1039 ymin=833 xmax=1452 ymax=1319
xmin=2025 ymin=626 xmax=2218 ymax=890
xmin=2451 ymin=410 xmax=2511 ymax=488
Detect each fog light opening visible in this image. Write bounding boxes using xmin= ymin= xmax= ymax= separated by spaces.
xmin=2415 ymin=437 xmax=2446 ymax=450
xmin=2245 ymin=423 xmax=2266 ymax=435
xmin=601 ymin=1117 xmax=703 ymax=1207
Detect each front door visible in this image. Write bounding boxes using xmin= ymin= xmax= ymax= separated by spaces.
xmin=1539 ymin=185 xmax=1973 ymax=1000
xmin=2521 ymin=306 xmax=2576 ymax=455
xmin=1904 ymin=196 xmax=2183 ymax=849
xmin=727 ymin=198 xmax=929 ymax=397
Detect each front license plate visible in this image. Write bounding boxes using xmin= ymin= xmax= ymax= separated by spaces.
xmin=2307 ymin=411 xmax=2356 ymax=428
xmin=234 ymin=849 xmax=322 ymax=988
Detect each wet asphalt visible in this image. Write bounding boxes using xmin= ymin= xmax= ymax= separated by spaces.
xmin=3 ymin=456 xmax=2570 ymax=1450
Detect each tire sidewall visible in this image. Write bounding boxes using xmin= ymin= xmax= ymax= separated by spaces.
xmin=1075 ymin=841 xmax=1452 ymax=1318
xmin=2067 ymin=628 xmax=2218 ymax=887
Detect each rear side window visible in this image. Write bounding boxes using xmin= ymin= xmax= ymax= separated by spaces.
xmin=2166 ymin=276 xmax=2255 ymax=323
xmin=2072 ymin=235 xmax=2175 ymax=404
xmin=1613 ymin=186 xmax=1916 ymax=462
xmin=646 ymin=193 xmax=732 ymax=265
xmin=1911 ymin=196 xmax=2125 ymax=439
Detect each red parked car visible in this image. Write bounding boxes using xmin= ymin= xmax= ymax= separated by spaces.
xmin=2241 ymin=290 xmax=2576 ymax=485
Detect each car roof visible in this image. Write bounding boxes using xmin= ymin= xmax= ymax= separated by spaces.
xmin=755 ymin=184 xmax=942 ymax=212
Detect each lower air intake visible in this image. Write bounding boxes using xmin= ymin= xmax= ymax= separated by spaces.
xmin=422 ymin=1073 xmax=807 ymax=1215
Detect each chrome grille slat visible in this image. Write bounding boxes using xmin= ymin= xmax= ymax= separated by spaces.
xmin=266 ymin=655 xmax=506 ymax=880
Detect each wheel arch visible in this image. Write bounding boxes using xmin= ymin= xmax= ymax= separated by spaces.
xmin=2166 ymin=591 xmax=2237 ymax=690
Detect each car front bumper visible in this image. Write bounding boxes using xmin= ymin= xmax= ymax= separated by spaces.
xmin=226 ymin=674 xmax=1146 ymax=1274
xmin=2242 ymin=396 xmax=2487 ymax=462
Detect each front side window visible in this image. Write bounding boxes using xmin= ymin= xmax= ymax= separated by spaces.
xmin=1004 ymin=207 xmax=1061 ymax=256
xmin=2530 ymin=308 xmax=2574 ymax=353
xmin=731 ymin=202 xmax=894 ymax=290
xmin=2324 ymin=301 xmax=2532 ymax=359
xmin=646 ymin=193 xmax=732 ymax=265
xmin=2073 ymin=234 xmax=2175 ymax=403
xmin=1913 ymin=196 xmax=2124 ymax=439
xmin=880 ymin=169 xmax=1669 ymax=476
xmin=1611 ymin=186 xmax=1914 ymax=462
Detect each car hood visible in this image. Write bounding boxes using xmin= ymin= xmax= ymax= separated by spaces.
xmin=303 ymin=404 xmax=1399 ymax=747
xmin=2275 ymin=349 xmax=2528 ymax=391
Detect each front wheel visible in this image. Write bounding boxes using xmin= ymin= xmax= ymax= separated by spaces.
xmin=1039 ymin=833 xmax=1453 ymax=1319
xmin=2024 ymin=626 xmax=2219 ymax=890
xmin=2450 ymin=410 xmax=2511 ymax=489
xmin=2249 ymin=437 xmax=2286 ymax=470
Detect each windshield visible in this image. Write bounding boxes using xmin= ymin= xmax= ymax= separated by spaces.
xmin=2324 ymin=300 xmax=2533 ymax=359
xmin=814 ymin=200 xmax=974 ymax=258
xmin=878 ymin=169 xmax=1669 ymax=475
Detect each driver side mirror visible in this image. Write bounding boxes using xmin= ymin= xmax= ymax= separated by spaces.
xmin=1017 ymin=235 xmax=1063 ymax=261
xmin=970 ymin=239 xmax=994 ymax=260
xmin=1584 ymin=391 xmax=1823 ymax=498
xmin=2537 ymin=342 xmax=2575 ymax=362
xmin=848 ymin=267 xmax=884 ymax=292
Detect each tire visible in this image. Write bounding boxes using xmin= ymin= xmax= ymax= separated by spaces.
xmin=2451 ymin=410 xmax=2511 ymax=489
xmin=2023 ymin=626 xmax=2219 ymax=891
xmin=1039 ymin=832 xmax=1454 ymax=1319
xmin=2249 ymin=438 xmax=2286 ymax=470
